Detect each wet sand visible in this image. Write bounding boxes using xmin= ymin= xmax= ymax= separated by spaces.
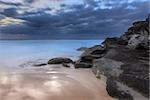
xmin=0 ymin=66 xmax=113 ymax=100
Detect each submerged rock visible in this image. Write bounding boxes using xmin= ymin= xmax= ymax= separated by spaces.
xmin=19 ymin=59 xmax=47 ymax=68
xmin=33 ymin=63 xmax=47 ymax=67
xmin=48 ymin=57 xmax=73 ymax=64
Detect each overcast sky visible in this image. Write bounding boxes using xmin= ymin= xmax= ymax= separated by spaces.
xmin=0 ymin=0 xmax=149 ymax=39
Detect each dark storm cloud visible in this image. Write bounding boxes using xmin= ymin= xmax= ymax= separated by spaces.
xmin=1 ymin=8 xmax=18 ymax=17
xmin=0 ymin=0 xmax=149 ymax=39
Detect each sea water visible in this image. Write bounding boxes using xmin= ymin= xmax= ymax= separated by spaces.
xmin=0 ymin=40 xmax=102 ymax=71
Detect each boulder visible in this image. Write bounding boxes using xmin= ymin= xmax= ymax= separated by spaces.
xmin=48 ymin=57 xmax=73 ymax=64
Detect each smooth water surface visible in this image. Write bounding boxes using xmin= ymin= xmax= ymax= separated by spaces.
xmin=0 ymin=40 xmax=102 ymax=71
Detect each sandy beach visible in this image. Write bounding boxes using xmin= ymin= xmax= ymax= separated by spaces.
xmin=0 ymin=65 xmax=113 ymax=100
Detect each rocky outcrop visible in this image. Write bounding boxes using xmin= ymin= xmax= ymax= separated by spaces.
xmin=77 ymin=15 xmax=149 ymax=99
xmin=48 ymin=57 xmax=73 ymax=64
xmin=93 ymin=43 xmax=149 ymax=97
xmin=120 ymin=17 xmax=149 ymax=50
xmin=75 ymin=45 xmax=106 ymax=68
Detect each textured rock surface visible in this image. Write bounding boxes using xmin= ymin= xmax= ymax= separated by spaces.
xmin=75 ymin=62 xmax=92 ymax=68
xmin=93 ymin=44 xmax=149 ymax=97
xmin=120 ymin=17 xmax=149 ymax=50
xmin=94 ymin=16 xmax=149 ymax=98
xmin=106 ymin=77 xmax=133 ymax=100
xmin=78 ymin=16 xmax=149 ymax=99
xmin=48 ymin=57 xmax=73 ymax=64
xmin=75 ymin=45 xmax=106 ymax=68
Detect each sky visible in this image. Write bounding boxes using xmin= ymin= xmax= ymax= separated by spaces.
xmin=0 ymin=0 xmax=149 ymax=39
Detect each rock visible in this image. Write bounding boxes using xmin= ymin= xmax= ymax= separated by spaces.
xmin=33 ymin=63 xmax=47 ymax=67
xmin=127 ymin=34 xmax=144 ymax=49
xmin=121 ymin=16 xmax=149 ymax=50
xmin=75 ymin=45 xmax=106 ymax=69
xmin=132 ymin=21 xmax=148 ymax=32
xmin=93 ymin=43 xmax=149 ymax=97
xmin=82 ymin=45 xmax=106 ymax=56
xmin=75 ymin=62 xmax=92 ymax=68
xmin=93 ymin=57 xmax=123 ymax=77
xmin=91 ymin=15 xmax=149 ymax=99
xmin=102 ymin=37 xmax=120 ymax=47
xmin=127 ymin=33 xmax=149 ymax=49
xmin=62 ymin=63 xmax=70 ymax=68
xmin=106 ymin=77 xmax=133 ymax=100
xmin=77 ymin=47 xmax=88 ymax=51
xmin=48 ymin=57 xmax=73 ymax=64
xmin=80 ymin=55 xmax=94 ymax=63
xmin=75 ymin=15 xmax=149 ymax=98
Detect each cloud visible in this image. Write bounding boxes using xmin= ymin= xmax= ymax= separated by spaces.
xmin=0 ymin=0 xmax=22 ymax=6
xmin=0 ymin=17 xmax=25 ymax=26
xmin=0 ymin=0 xmax=149 ymax=39
xmin=1 ymin=8 xmax=18 ymax=17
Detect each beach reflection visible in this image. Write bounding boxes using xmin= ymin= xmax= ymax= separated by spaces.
xmin=0 ymin=68 xmax=113 ymax=100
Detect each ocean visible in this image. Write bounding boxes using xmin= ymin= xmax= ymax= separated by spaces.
xmin=0 ymin=40 xmax=102 ymax=72
xmin=0 ymin=40 xmax=113 ymax=100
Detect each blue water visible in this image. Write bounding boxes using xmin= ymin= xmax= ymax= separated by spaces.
xmin=0 ymin=40 xmax=102 ymax=71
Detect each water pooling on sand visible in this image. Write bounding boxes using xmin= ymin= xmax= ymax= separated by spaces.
xmin=0 ymin=66 xmax=113 ymax=100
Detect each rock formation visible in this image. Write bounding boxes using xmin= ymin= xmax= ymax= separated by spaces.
xmin=76 ymin=15 xmax=149 ymax=99
xmin=48 ymin=57 xmax=73 ymax=64
xmin=75 ymin=45 xmax=106 ymax=68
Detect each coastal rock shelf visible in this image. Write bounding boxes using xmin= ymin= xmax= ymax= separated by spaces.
xmin=76 ymin=15 xmax=149 ymax=99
